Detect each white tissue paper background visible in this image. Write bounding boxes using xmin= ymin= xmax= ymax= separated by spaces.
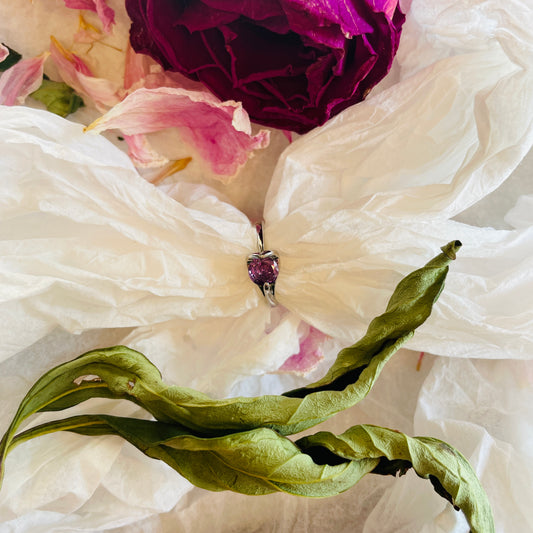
xmin=0 ymin=0 xmax=532 ymax=532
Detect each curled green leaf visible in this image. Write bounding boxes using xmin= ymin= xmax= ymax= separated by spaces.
xmin=10 ymin=415 xmax=494 ymax=532
xmin=297 ymin=425 xmax=494 ymax=533
xmin=284 ymin=240 xmax=462 ymax=396
xmin=9 ymin=415 xmax=378 ymax=497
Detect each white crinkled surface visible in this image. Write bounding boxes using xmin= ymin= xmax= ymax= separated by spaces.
xmin=0 ymin=0 xmax=532 ymax=531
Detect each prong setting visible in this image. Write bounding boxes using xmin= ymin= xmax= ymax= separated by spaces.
xmin=247 ymin=225 xmax=279 ymax=306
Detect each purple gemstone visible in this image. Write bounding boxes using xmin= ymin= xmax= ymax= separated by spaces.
xmin=247 ymin=253 xmax=279 ymax=286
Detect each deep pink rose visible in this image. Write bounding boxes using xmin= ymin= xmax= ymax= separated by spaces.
xmin=125 ymin=0 xmax=405 ymax=134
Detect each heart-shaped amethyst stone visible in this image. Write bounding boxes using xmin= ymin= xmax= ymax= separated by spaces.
xmin=247 ymin=252 xmax=279 ymax=286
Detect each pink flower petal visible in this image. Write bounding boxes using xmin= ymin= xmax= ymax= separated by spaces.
xmin=278 ymin=326 xmax=327 ymax=374
xmin=64 ymin=0 xmax=115 ymax=33
xmin=0 ymin=44 xmax=9 ymax=63
xmin=123 ymin=133 xmax=169 ymax=168
xmin=50 ymin=36 xmax=92 ymax=76
xmin=124 ymin=44 xmax=209 ymax=93
xmin=49 ymin=37 xmax=120 ymax=111
xmin=86 ymin=87 xmax=270 ymax=179
xmin=123 ymin=44 xmax=152 ymax=90
xmin=0 ymin=52 xmax=49 ymax=106
xmin=142 ymin=69 xmax=210 ymax=93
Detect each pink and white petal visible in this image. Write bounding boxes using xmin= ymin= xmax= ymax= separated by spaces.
xmin=86 ymin=87 xmax=270 ymax=179
xmin=0 ymin=52 xmax=49 ymax=106
xmin=142 ymin=69 xmax=209 ymax=93
xmin=0 ymin=44 xmax=9 ymax=62
xmin=124 ymin=44 xmax=210 ymax=94
xmin=278 ymin=326 xmax=327 ymax=374
xmin=123 ymin=133 xmax=169 ymax=168
xmin=50 ymin=36 xmax=93 ymax=77
xmin=50 ymin=37 xmax=120 ymax=110
xmin=77 ymin=73 xmax=121 ymax=109
xmin=64 ymin=0 xmax=115 ymax=33
xmin=123 ymin=44 xmax=151 ymax=90
xmin=93 ymin=0 xmax=116 ymax=33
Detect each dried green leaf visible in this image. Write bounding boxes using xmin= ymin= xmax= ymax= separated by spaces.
xmin=297 ymin=425 xmax=494 ymax=533
xmin=30 ymin=79 xmax=85 ymax=117
xmin=9 ymin=414 xmax=377 ymax=496
xmin=284 ymin=240 xmax=462 ymax=396
xmin=10 ymin=416 xmax=494 ymax=532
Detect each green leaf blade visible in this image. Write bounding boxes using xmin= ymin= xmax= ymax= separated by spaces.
xmin=8 ymin=414 xmax=493 ymax=531
xmin=297 ymin=424 xmax=494 ymax=533
xmin=9 ymin=415 xmax=375 ymax=497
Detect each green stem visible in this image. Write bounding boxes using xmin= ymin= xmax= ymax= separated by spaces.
xmin=8 ymin=415 xmax=110 ymax=454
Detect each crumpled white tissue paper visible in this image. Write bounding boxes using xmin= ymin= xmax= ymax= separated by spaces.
xmin=0 ymin=0 xmax=532 ymax=531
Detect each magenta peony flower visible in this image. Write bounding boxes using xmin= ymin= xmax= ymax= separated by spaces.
xmin=125 ymin=0 xmax=405 ymax=134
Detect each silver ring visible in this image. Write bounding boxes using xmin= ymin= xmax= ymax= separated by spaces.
xmin=247 ymin=224 xmax=279 ymax=306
